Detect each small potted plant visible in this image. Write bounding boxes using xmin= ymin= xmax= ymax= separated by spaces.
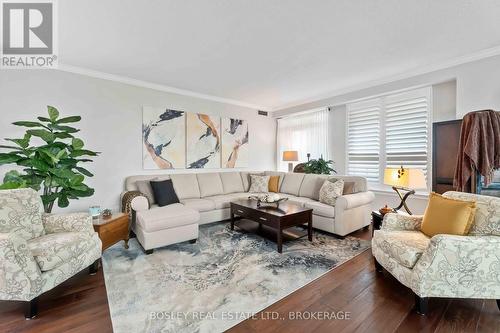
xmin=303 ymin=156 xmax=336 ymax=175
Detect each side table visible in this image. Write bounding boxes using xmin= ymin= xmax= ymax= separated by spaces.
xmin=371 ymin=210 xmax=384 ymax=236
xmin=93 ymin=213 xmax=130 ymax=251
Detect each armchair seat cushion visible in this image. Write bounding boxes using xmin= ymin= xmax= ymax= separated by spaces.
xmin=28 ymin=232 xmax=96 ymax=271
xmin=372 ymin=230 xmax=430 ymax=269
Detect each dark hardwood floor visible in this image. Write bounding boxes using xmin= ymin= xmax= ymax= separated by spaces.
xmin=1 ymin=227 xmax=498 ymax=333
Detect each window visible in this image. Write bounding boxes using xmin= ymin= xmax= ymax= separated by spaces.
xmin=277 ymin=109 xmax=330 ymax=171
xmin=347 ymin=87 xmax=431 ymax=185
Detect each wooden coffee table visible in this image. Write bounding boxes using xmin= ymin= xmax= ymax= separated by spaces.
xmin=230 ymin=199 xmax=313 ymax=253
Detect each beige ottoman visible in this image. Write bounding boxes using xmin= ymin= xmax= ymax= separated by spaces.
xmin=132 ymin=203 xmax=200 ymax=254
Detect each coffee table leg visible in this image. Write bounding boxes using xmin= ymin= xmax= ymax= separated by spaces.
xmin=277 ymin=228 xmax=283 ymax=253
xmin=230 ymin=209 xmax=235 ymax=230
xmin=308 ymin=212 xmax=313 ymax=242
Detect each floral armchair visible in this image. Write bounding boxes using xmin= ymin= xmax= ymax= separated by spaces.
xmin=372 ymin=191 xmax=500 ymax=315
xmin=0 ymin=188 xmax=102 ymax=318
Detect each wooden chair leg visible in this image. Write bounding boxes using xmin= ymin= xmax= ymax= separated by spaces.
xmin=374 ymin=258 xmax=384 ymax=273
xmin=88 ymin=259 xmax=99 ymax=275
xmin=25 ymin=297 xmax=38 ymax=320
xmin=415 ymin=294 xmax=429 ymax=315
xmin=496 ymin=299 xmax=500 ymax=311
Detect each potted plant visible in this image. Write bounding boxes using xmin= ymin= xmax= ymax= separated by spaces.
xmin=0 ymin=106 xmax=99 ymax=213
xmin=303 ymin=156 xmax=336 ymax=175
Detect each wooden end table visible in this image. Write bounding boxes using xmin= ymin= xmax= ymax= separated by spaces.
xmin=93 ymin=213 xmax=130 ymax=251
xmin=230 ymin=199 xmax=313 ymax=253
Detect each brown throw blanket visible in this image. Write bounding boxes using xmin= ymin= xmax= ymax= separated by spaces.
xmin=454 ymin=110 xmax=500 ymax=191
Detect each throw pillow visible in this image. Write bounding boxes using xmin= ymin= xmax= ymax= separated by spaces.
xmin=421 ymin=192 xmax=476 ymax=237
xmin=150 ymin=179 xmax=180 ymax=207
xmin=328 ymin=178 xmax=355 ymax=195
xmin=136 ymin=179 xmax=156 ymax=204
xmin=249 ymin=175 xmax=270 ymax=192
xmin=319 ymin=179 xmax=344 ymax=206
xmin=268 ymin=175 xmax=280 ymax=192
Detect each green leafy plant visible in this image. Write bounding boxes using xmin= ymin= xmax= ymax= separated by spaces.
xmin=0 ymin=106 xmax=99 ymax=213
xmin=303 ymin=157 xmax=336 ymax=175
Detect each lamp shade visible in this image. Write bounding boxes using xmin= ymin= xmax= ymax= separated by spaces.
xmin=383 ymin=167 xmax=427 ymax=190
xmin=282 ymin=150 xmax=298 ymax=161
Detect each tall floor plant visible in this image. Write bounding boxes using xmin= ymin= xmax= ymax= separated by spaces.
xmin=0 ymin=106 xmax=99 ymax=213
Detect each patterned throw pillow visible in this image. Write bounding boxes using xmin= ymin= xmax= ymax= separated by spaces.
xmin=319 ymin=179 xmax=344 ymax=206
xmin=249 ymin=175 xmax=270 ymax=193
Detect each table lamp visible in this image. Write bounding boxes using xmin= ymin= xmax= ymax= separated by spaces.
xmin=383 ymin=166 xmax=427 ymax=215
xmin=282 ymin=151 xmax=298 ymax=172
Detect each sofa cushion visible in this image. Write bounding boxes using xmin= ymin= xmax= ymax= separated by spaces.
xmin=180 ymin=198 xmax=216 ymax=212
xmin=240 ymin=172 xmax=264 ymax=191
xmin=150 ymin=179 xmax=179 ymax=207
xmin=287 ymin=196 xmax=315 ymax=207
xmin=28 ymin=232 xmax=94 ymax=271
xmin=298 ymin=174 xmax=328 ymax=200
xmin=205 ymin=194 xmax=236 ymax=209
xmin=372 ymin=230 xmax=430 ymax=269
xmin=249 ymin=175 xmax=270 ymax=192
xmin=280 ymin=173 xmax=305 ymax=196
xmin=197 ymin=173 xmax=224 ymax=197
xmin=136 ymin=203 xmax=200 ymax=232
xmin=170 ymin=174 xmax=200 ymax=199
xmin=305 ymin=201 xmax=335 ymax=218
xmin=220 ymin=172 xmax=245 ymax=193
xmin=136 ymin=179 xmax=157 ymax=204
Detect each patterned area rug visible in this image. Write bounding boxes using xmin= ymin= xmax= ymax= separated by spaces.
xmin=102 ymin=221 xmax=370 ymax=333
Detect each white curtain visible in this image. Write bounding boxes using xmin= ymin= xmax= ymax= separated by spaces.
xmin=277 ymin=108 xmax=330 ymax=171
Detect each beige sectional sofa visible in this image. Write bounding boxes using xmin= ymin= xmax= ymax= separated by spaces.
xmin=124 ymin=171 xmax=374 ymax=252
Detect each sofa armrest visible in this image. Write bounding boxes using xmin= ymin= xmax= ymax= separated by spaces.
xmin=42 ymin=212 xmax=94 ymax=235
xmin=381 ymin=213 xmax=423 ymax=231
xmin=336 ymin=191 xmax=375 ymax=210
xmin=131 ymin=196 xmax=149 ymax=212
xmin=413 ymin=234 xmax=500 ymax=298
xmin=0 ymin=232 xmax=41 ymax=300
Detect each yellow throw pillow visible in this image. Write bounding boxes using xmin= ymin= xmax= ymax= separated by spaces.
xmin=268 ymin=176 xmax=280 ymax=193
xmin=421 ymin=192 xmax=476 ymax=237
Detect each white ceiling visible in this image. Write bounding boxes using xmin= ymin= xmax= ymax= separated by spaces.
xmin=59 ymin=0 xmax=500 ymax=111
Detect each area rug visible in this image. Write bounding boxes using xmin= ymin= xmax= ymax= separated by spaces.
xmin=102 ymin=221 xmax=370 ymax=333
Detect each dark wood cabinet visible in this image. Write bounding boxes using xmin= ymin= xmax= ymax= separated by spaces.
xmin=432 ymin=119 xmax=462 ymax=193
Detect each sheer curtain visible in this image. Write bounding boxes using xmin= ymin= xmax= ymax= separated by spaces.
xmin=276 ymin=108 xmax=330 ymax=171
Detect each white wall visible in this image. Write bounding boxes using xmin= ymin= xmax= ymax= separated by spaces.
xmin=0 ymin=70 xmax=276 ymax=213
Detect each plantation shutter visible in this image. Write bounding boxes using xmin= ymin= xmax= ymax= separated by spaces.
xmin=347 ymin=98 xmax=381 ymax=182
xmin=385 ymin=88 xmax=431 ymax=180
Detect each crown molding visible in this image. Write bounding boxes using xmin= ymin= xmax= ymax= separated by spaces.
xmin=270 ymin=45 xmax=500 ymax=111
xmin=57 ymin=63 xmax=272 ymax=111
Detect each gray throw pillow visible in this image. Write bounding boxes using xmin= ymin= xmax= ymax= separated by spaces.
xmin=249 ymin=175 xmax=270 ymax=193
xmin=135 ymin=179 xmax=156 ymax=204
xmin=319 ymin=179 xmax=344 ymax=206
